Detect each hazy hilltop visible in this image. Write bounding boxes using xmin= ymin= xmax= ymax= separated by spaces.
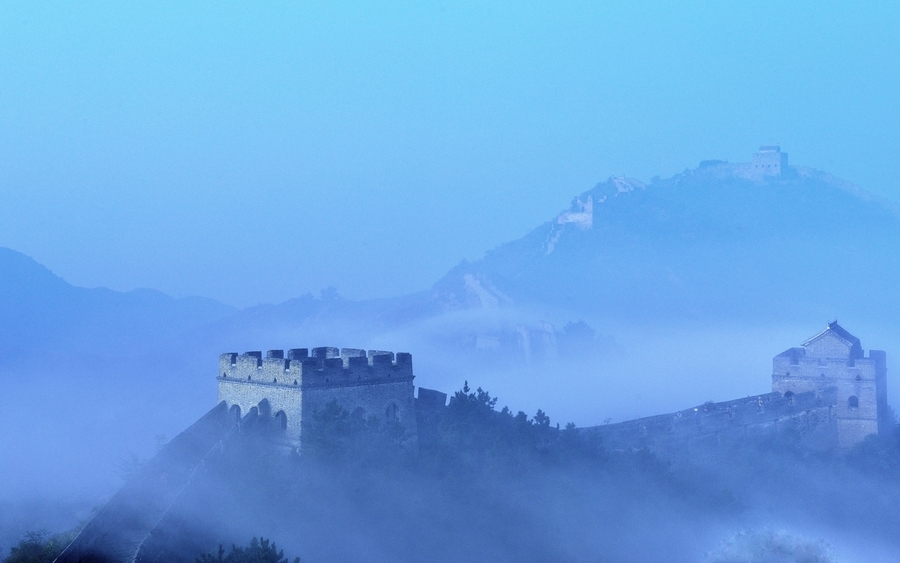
xmin=0 ymin=247 xmax=235 ymax=360
xmin=432 ymin=164 xmax=900 ymax=323
xmin=192 ymin=154 xmax=900 ymax=340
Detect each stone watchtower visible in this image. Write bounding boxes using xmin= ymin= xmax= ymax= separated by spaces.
xmin=751 ymin=145 xmax=788 ymax=176
xmin=217 ymin=347 xmax=417 ymax=446
xmin=772 ymin=322 xmax=888 ymax=448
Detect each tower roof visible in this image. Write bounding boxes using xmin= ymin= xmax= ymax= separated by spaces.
xmin=802 ymin=321 xmax=860 ymax=349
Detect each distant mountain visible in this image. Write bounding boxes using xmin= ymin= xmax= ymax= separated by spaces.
xmin=204 ymin=157 xmax=900 ymax=373
xmin=0 ymin=247 xmax=236 ymax=359
xmin=430 ymin=165 xmax=900 ymax=323
xmin=8 ymin=151 xmax=895 ymax=361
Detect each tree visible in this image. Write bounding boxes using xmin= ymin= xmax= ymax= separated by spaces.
xmin=2 ymin=529 xmax=77 ymax=563
xmin=302 ymin=399 xmax=410 ymax=466
xmin=196 ymin=537 xmax=300 ymax=563
xmin=558 ymin=320 xmax=597 ymax=355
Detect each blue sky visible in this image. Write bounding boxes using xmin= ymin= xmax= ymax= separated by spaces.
xmin=1 ymin=1 xmax=898 ymax=306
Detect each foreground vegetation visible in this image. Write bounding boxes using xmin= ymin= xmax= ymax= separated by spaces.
xmin=7 ymin=382 xmax=900 ymax=563
xmin=196 ymin=537 xmax=300 ymax=563
xmin=2 ymin=530 xmax=77 ymax=563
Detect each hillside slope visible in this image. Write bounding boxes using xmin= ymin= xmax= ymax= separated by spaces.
xmin=431 ymin=166 xmax=900 ymax=323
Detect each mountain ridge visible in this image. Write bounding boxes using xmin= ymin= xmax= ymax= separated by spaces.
xmin=426 ymin=164 xmax=900 ymax=323
xmin=0 ymin=247 xmax=236 ymax=359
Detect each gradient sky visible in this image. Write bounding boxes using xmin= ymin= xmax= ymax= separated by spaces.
xmin=1 ymin=1 xmax=898 ymax=307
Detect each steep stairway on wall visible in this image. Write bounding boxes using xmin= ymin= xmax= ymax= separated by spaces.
xmin=54 ymin=402 xmax=240 ymax=563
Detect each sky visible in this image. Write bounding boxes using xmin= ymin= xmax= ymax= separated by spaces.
xmin=1 ymin=1 xmax=898 ymax=307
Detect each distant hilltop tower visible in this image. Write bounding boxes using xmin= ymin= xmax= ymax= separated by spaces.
xmin=772 ymin=322 xmax=889 ymax=448
xmin=699 ymin=145 xmax=791 ymax=179
xmin=751 ymin=144 xmax=788 ymax=176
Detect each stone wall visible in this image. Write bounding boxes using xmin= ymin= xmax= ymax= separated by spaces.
xmin=303 ymin=378 xmax=417 ymax=432
xmin=55 ymin=402 xmax=239 ymax=563
xmin=750 ymin=145 xmax=788 ymax=176
xmin=772 ymin=324 xmax=887 ymax=448
xmin=217 ymin=379 xmax=303 ymax=443
xmin=584 ymin=389 xmax=838 ymax=458
xmin=217 ymin=347 xmax=416 ymax=447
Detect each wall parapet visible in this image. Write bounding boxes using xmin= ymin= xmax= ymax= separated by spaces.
xmin=218 ymin=348 xmax=414 ymax=388
xmin=584 ymin=388 xmax=838 ymax=455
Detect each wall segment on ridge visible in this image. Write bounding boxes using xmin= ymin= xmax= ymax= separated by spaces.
xmin=584 ymin=389 xmax=838 ymax=456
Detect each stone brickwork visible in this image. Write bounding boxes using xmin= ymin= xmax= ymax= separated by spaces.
xmin=586 ymin=389 xmax=838 ymax=457
xmin=773 ymin=322 xmax=888 ymax=448
xmin=586 ymin=322 xmax=887 ymax=455
xmin=55 ymin=402 xmax=239 ymax=563
xmin=213 ymin=324 xmax=885 ymax=455
xmin=217 ymin=347 xmax=416 ymax=445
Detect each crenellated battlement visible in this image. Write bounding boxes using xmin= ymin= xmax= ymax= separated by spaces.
xmin=218 ymin=347 xmax=414 ymax=388
xmin=217 ymin=346 xmax=418 ymax=446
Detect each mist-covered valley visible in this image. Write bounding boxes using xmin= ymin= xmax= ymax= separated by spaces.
xmin=4 ymin=2 xmax=900 ymax=561
xmin=4 ymin=158 xmax=900 ymax=562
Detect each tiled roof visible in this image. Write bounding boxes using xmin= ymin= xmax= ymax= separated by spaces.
xmin=802 ymin=321 xmax=860 ymax=348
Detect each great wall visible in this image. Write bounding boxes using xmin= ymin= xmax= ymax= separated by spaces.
xmin=54 ymin=320 xmax=892 ymax=562
xmin=210 ymin=321 xmax=890 ymax=455
xmin=51 ymin=145 xmax=896 ymax=562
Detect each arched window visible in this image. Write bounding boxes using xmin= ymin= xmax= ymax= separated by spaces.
xmin=229 ymin=404 xmax=242 ymax=421
xmin=385 ymin=403 xmax=400 ymax=421
xmin=848 ymin=396 xmax=859 ymax=410
xmin=783 ymin=391 xmax=794 ymax=399
xmin=275 ymin=410 xmax=288 ymax=430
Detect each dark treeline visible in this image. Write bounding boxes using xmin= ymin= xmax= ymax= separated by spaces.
xmin=305 ymin=382 xmax=621 ymax=474
xmin=2 ymin=530 xmax=77 ymax=563
xmin=8 ymin=383 xmax=900 ymax=563
xmin=196 ymin=538 xmax=300 ymax=563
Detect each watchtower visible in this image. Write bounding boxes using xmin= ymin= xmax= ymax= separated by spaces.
xmin=217 ymin=347 xmax=417 ymax=446
xmin=751 ymin=145 xmax=788 ymax=176
xmin=772 ymin=322 xmax=888 ymax=448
